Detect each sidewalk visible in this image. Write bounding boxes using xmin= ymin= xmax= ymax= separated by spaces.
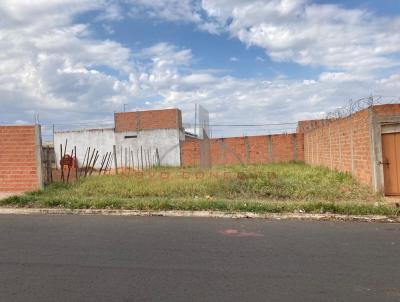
xmin=0 ymin=207 xmax=399 ymax=223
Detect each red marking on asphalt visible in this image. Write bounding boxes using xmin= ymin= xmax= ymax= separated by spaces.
xmin=220 ymin=229 xmax=264 ymax=237
xmin=223 ymin=229 xmax=239 ymax=235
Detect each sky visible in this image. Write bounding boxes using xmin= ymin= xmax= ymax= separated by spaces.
xmin=1 ymin=0 xmax=400 ymax=137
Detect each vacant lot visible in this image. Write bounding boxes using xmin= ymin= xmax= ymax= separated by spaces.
xmin=1 ymin=162 xmax=398 ymax=216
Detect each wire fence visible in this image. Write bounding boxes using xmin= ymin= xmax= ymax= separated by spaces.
xmin=40 ymin=120 xmax=114 ymax=144
xmin=1 ymin=95 xmax=398 ymax=143
xmin=305 ymin=95 xmax=400 ymax=131
xmin=183 ymin=122 xmax=298 ymax=138
xmin=44 ymin=140 xmax=161 ymax=184
xmin=325 ymin=95 xmax=399 ymax=119
xmin=41 ymin=121 xmax=298 ymax=144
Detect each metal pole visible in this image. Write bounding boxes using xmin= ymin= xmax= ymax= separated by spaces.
xmin=60 ymin=144 xmax=64 ymax=182
xmin=140 ymin=146 xmax=144 ymax=170
xmin=113 ymin=145 xmax=118 ymax=174
xmin=46 ymin=147 xmax=52 ymax=184
xmin=74 ymin=146 xmax=78 ymax=180
xmin=194 ymin=103 xmax=197 ymax=136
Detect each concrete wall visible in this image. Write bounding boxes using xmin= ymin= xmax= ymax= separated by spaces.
xmin=54 ymin=127 xmax=183 ymax=168
xmin=54 ymin=128 xmax=116 ymax=169
xmin=115 ymin=128 xmax=182 ymax=167
xmin=0 ymin=125 xmax=43 ymax=192
xmin=181 ymin=133 xmax=303 ymax=166
xmin=54 ymin=108 xmax=185 ymax=168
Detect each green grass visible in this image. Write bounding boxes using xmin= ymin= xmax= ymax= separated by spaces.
xmin=1 ymin=162 xmax=397 ymax=216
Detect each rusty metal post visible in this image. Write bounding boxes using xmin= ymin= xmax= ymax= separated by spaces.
xmin=113 ymin=145 xmax=118 ymax=174
xmin=46 ymin=147 xmax=52 ymax=184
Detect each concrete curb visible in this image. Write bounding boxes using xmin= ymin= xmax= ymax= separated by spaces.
xmin=0 ymin=207 xmax=399 ymax=223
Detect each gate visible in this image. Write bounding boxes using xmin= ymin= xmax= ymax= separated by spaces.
xmin=381 ymin=129 xmax=400 ymax=195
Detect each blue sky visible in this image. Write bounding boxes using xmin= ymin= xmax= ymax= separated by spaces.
xmin=0 ymin=0 xmax=400 ymax=137
xmin=85 ymin=0 xmax=399 ymax=80
xmin=85 ymin=6 xmax=324 ymax=80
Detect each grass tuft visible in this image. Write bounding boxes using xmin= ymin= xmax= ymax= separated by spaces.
xmin=1 ymin=162 xmax=395 ymax=216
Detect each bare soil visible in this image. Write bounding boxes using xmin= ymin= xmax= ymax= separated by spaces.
xmin=0 ymin=193 xmax=19 ymax=200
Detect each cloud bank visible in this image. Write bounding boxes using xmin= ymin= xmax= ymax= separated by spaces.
xmin=0 ymin=0 xmax=399 ymax=137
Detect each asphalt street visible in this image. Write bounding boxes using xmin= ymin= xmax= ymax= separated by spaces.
xmin=0 ymin=215 xmax=399 ymax=302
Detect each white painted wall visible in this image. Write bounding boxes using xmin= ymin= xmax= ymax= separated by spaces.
xmin=54 ymin=128 xmax=115 ymax=169
xmin=115 ymin=128 xmax=182 ymax=167
xmin=54 ymin=127 xmax=184 ymax=169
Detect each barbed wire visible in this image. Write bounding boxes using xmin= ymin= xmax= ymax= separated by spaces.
xmin=39 ymin=121 xmax=298 ymax=143
xmin=4 ymin=94 xmax=399 ymax=142
xmin=303 ymin=95 xmax=400 ymax=132
xmin=325 ymin=97 xmax=369 ymax=119
xmin=329 ymin=95 xmax=400 ymax=119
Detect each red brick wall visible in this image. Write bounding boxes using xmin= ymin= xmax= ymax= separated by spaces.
xmin=373 ymin=103 xmax=400 ymax=117
xmin=181 ymin=133 xmax=303 ymax=166
xmin=297 ymin=119 xmax=331 ymax=133
xmin=114 ymin=112 xmax=137 ymax=132
xmin=301 ymin=108 xmax=372 ymax=186
xmin=0 ymin=125 xmax=42 ymax=192
xmin=246 ymin=136 xmax=269 ymax=163
xmin=180 ymin=138 xmax=201 ymax=167
xmin=271 ymin=135 xmax=295 ymax=162
xmin=296 ymin=133 xmax=304 ymax=162
xmin=115 ymin=109 xmax=182 ymax=132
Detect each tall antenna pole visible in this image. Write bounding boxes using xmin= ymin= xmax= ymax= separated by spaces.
xmin=194 ymin=103 xmax=197 ymax=136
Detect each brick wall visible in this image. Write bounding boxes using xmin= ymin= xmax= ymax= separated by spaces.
xmin=301 ymin=108 xmax=372 ymax=186
xmin=297 ymin=119 xmax=331 ymax=133
xmin=180 ymin=138 xmax=201 ymax=166
xmin=0 ymin=125 xmax=43 ymax=192
xmin=115 ymin=109 xmax=182 ymax=132
xmin=372 ymin=103 xmax=400 ymax=117
xmin=181 ymin=133 xmax=303 ymax=166
xmin=114 ymin=112 xmax=137 ymax=132
xmin=300 ymin=104 xmax=400 ymax=187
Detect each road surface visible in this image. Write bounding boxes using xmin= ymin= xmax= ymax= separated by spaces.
xmin=0 ymin=215 xmax=399 ymax=301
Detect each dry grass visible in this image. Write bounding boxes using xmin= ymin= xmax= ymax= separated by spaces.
xmin=0 ymin=192 xmax=21 ymax=200
xmin=2 ymin=162 xmax=396 ymax=216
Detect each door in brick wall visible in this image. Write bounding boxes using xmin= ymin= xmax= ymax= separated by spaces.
xmin=381 ymin=132 xmax=400 ymax=195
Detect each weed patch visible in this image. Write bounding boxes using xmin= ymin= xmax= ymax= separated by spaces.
xmin=2 ymin=163 xmax=394 ymax=216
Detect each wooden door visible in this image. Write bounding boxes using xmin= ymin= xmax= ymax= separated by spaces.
xmin=381 ymin=133 xmax=400 ymax=195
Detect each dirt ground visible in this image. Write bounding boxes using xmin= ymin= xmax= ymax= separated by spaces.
xmin=385 ymin=196 xmax=400 ymax=205
xmin=0 ymin=193 xmax=18 ymax=200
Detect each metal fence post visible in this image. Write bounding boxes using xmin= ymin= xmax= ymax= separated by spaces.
xmin=113 ymin=145 xmax=118 ymax=174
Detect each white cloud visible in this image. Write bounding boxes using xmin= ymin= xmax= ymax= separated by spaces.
xmin=95 ymin=2 xmax=124 ymax=21
xmin=200 ymin=0 xmax=400 ymax=72
xmin=318 ymin=72 xmax=365 ymax=83
xmin=122 ymin=0 xmax=400 ymax=72
xmin=181 ymin=73 xmax=216 ymax=85
xmin=378 ymin=74 xmax=400 ymax=88
xmin=229 ymin=57 xmax=239 ymax=62
xmin=0 ymin=0 xmax=104 ymax=30
xmin=0 ymin=0 xmax=138 ymax=123
xmin=0 ymin=0 xmax=400 ymax=139
xmin=127 ymin=0 xmax=202 ymax=23
xmin=139 ymin=43 xmax=193 ymax=67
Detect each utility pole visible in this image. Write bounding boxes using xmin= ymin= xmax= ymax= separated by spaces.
xmin=33 ymin=112 xmax=40 ymax=124
xmin=194 ymin=103 xmax=197 ymax=136
xmin=123 ymin=104 xmax=128 ymax=112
